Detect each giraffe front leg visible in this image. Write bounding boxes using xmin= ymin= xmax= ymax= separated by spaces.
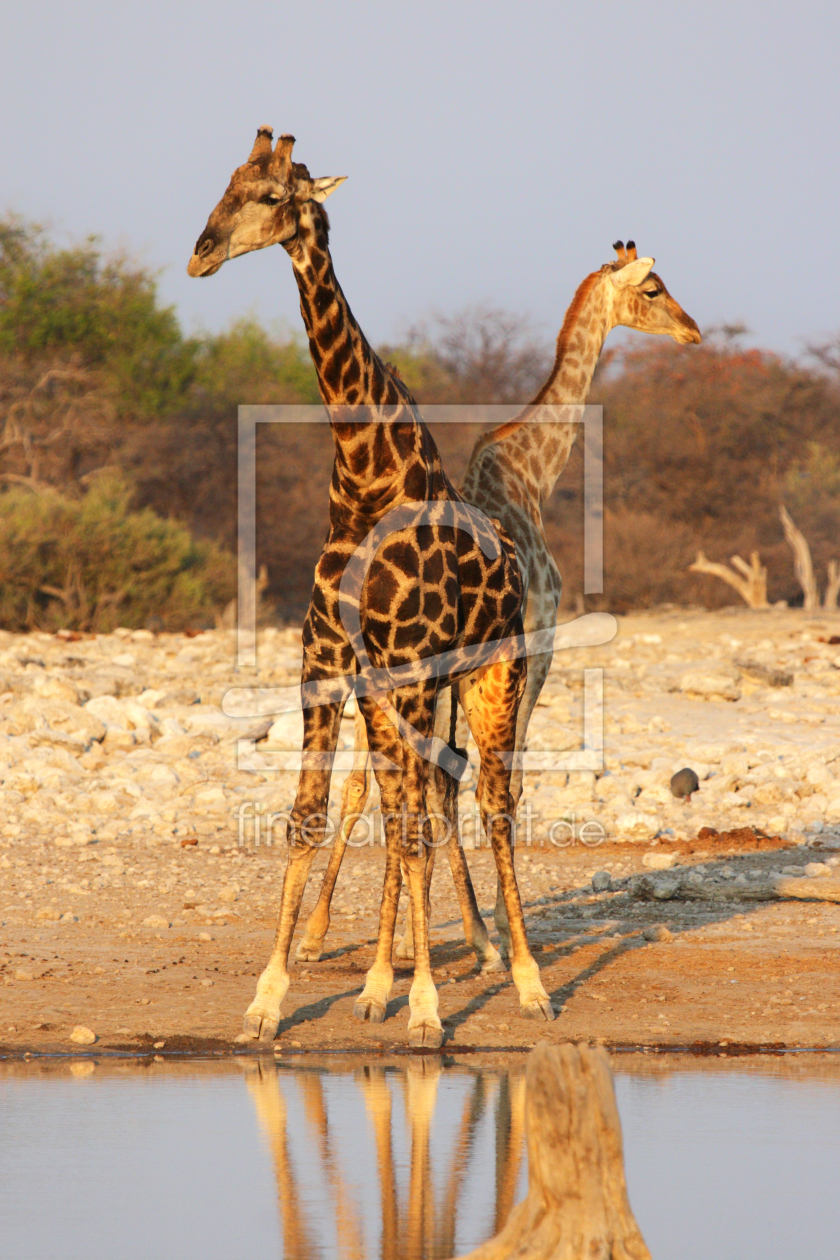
xmin=240 ymin=695 xmax=344 ymax=1042
xmin=395 ymin=843 xmax=434 ymax=961
xmin=401 ymin=715 xmax=443 ymax=1049
xmin=490 ymin=815 xmax=553 ymax=1021
xmin=241 ymin=841 xmax=316 ymax=1040
xmin=354 ymin=842 xmax=399 ymax=1023
xmin=404 ymin=850 xmax=443 ymax=1049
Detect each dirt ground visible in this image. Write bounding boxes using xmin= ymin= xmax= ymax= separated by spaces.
xmin=3 ymin=836 xmax=839 ymax=1061
xmin=3 ymin=606 xmax=840 ymax=1062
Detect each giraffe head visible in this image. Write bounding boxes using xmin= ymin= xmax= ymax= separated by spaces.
xmin=604 ymin=241 xmax=701 ymax=344
xmin=187 ymin=129 xmax=346 ymax=277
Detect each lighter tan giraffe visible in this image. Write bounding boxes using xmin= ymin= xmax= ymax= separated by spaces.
xmin=297 ymin=241 xmax=701 ymax=960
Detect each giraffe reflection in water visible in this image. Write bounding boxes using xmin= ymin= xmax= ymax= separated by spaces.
xmin=243 ymin=1058 xmax=526 ymax=1260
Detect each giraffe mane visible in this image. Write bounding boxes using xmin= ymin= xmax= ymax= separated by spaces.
xmin=469 ymin=269 xmax=604 ymax=461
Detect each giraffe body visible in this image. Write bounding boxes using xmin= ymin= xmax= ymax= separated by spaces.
xmin=188 ymin=129 xmax=552 ymax=1047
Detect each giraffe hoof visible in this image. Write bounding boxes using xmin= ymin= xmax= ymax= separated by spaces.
xmin=521 ymin=997 xmax=555 ymax=1022
xmin=394 ymin=938 xmax=415 ymax=961
xmin=295 ymin=938 xmax=324 ymax=962
xmin=408 ymin=1017 xmax=444 ymax=1049
xmin=242 ymin=1008 xmax=280 ymax=1041
xmin=353 ymin=996 xmax=387 ymax=1024
xmin=478 ymin=947 xmax=505 ymax=974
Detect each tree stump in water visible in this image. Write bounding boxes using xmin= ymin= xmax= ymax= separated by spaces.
xmin=458 ymin=1042 xmax=650 ymax=1260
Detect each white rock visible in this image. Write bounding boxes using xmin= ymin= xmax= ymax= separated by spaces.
xmin=84 ymin=694 xmax=128 ymax=729
xmin=642 ymin=852 xmax=678 ymax=870
xmin=636 ymin=784 xmax=673 ymax=807
xmin=69 ymin=1025 xmax=97 ymax=1044
xmin=126 ymin=702 xmax=159 ymax=730
xmin=195 ymin=786 xmax=226 ymax=805
xmin=680 ymin=670 xmax=741 ymax=701
xmin=138 ymin=689 xmax=169 ymax=708
xmin=143 ymin=914 xmax=170 ymax=929
xmin=265 ymin=711 xmax=305 ymax=748
xmin=807 ymin=764 xmax=835 ymax=787
xmin=11 ymin=697 xmax=106 ymax=745
xmin=616 ymin=812 xmax=660 ymax=841
xmin=32 ymin=675 xmax=81 ymax=704
xmin=804 ymin=862 xmax=832 ymax=878
xmin=721 ymin=791 xmax=752 ymax=809
xmin=90 ymin=792 xmax=120 ymax=814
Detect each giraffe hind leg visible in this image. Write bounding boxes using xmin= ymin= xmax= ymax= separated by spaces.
xmin=493 ymin=647 xmax=553 ymax=957
xmin=442 ymin=691 xmax=503 ymax=973
xmin=396 ymin=688 xmax=503 ymax=974
xmin=353 ymin=697 xmax=405 ymax=1026
xmin=462 ymin=661 xmax=554 ymax=1022
xmin=297 ymin=708 xmax=370 ymax=961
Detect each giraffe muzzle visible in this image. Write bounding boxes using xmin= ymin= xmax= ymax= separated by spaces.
xmin=187 ymin=235 xmax=223 ymax=277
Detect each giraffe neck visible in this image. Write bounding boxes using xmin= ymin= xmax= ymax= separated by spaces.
xmin=283 ymin=202 xmax=442 ymax=528
xmin=483 ymin=272 xmax=612 ymax=506
xmin=284 ymin=201 xmax=401 ymax=409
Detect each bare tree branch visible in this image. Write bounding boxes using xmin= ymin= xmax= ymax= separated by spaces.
xmin=689 ymin=549 xmax=769 ymax=608
xmin=780 ymin=504 xmax=820 ymax=610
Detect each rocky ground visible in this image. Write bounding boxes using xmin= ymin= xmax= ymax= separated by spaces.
xmin=2 ymin=606 xmax=840 ymax=1058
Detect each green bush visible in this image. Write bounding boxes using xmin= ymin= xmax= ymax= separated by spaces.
xmin=0 ymin=217 xmax=196 ymax=421
xmin=0 ymin=474 xmax=235 ymax=631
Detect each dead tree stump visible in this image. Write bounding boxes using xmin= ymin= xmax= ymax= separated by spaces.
xmin=457 ymin=1042 xmax=650 ymax=1260
xmin=689 ymin=550 xmax=769 ymax=608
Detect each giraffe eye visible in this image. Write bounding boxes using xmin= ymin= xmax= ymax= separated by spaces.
xmin=261 ymin=193 xmax=282 ymax=205
xmin=643 ymin=289 xmax=660 ymax=299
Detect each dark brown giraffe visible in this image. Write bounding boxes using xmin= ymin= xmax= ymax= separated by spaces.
xmin=187 ymin=127 xmax=553 ymax=1047
xmin=298 ymin=241 xmax=701 ymax=961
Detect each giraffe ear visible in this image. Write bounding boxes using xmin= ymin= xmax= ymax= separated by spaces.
xmin=611 ymin=257 xmax=655 ymax=288
xmin=310 ymin=176 xmax=347 ymax=203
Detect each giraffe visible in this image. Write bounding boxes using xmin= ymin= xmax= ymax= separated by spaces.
xmin=244 ymin=1058 xmax=526 ymax=1260
xmin=187 ymin=127 xmax=553 ymax=1049
xmin=297 ymin=240 xmax=701 ymax=960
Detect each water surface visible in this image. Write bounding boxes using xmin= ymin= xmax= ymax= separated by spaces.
xmin=1 ymin=1057 xmax=838 ymax=1259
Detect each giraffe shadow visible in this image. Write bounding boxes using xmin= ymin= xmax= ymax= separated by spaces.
xmin=516 ymin=843 xmax=818 ymax=1031
xmin=276 ymin=986 xmax=363 ymax=1036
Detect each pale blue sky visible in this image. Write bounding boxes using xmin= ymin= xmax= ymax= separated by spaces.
xmin=2 ymin=0 xmax=837 ymax=355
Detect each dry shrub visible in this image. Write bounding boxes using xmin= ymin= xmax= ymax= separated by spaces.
xmin=0 ymin=474 xmax=234 ymax=632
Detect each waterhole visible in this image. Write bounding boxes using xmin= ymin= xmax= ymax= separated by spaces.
xmin=1 ymin=1055 xmax=838 ymax=1258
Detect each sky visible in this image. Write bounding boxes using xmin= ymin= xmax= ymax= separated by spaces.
xmin=1 ymin=0 xmax=837 ymax=357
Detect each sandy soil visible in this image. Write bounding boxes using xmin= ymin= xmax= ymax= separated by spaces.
xmin=2 ymin=607 xmax=840 ymax=1059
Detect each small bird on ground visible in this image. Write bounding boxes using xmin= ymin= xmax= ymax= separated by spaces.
xmin=670 ymin=767 xmax=700 ymax=804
